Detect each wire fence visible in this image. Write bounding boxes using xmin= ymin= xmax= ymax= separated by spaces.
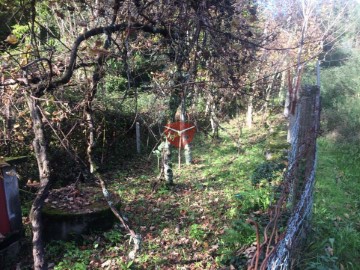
xmin=247 ymin=85 xmax=321 ymax=269
xmin=268 ymin=85 xmax=321 ymax=269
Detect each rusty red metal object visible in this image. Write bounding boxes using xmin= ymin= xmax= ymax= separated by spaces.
xmin=164 ymin=122 xmax=196 ymax=149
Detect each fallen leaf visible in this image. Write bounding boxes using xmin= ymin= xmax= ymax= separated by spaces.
xmin=101 ymin=259 xmax=111 ymax=268
xmin=145 ymin=233 xmax=153 ymax=240
xmin=5 ymin=34 xmax=18 ymax=44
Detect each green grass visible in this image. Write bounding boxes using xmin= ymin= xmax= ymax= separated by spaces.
xmin=299 ymin=138 xmax=360 ymax=270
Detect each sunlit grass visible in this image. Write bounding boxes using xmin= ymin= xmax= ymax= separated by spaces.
xmin=299 ymin=138 xmax=360 ymax=270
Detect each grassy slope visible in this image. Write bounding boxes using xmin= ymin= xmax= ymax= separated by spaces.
xmin=300 ymin=138 xmax=360 ymax=270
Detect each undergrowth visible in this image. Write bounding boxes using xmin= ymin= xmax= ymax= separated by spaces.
xmin=34 ymin=115 xmax=289 ymax=269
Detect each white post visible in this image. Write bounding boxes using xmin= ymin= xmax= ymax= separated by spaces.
xmin=316 ymin=60 xmax=321 ymax=88
xmin=136 ymin=122 xmax=140 ymax=154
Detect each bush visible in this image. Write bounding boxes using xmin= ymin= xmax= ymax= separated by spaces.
xmin=251 ymin=161 xmax=285 ymax=185
xmin=321 ymin=51 xmax=360 ymax=142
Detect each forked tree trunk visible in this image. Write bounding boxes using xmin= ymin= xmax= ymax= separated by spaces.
xmin=26 ymin=95 xmax=51 ymax=270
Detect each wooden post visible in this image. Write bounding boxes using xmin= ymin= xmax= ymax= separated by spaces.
xmin=136 ymin=122 xmax=141 ymax=154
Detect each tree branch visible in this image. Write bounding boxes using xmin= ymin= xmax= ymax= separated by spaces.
xmin=33 ymin=23 xmax=170 ymax=97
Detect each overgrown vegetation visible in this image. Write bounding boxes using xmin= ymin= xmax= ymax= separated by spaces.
xmin=13 ymin=116 xmax=288 ymax=269
xmin=320 ymin=52 xmax=360 ymax=142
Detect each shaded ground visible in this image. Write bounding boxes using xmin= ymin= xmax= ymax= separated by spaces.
xmin=17 ymin=116 xmax=288 ymax=270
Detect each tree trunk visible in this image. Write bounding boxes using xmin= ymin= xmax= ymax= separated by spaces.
xmin=26 ymin=95 xmax=51 ymax=270
xmin=162 ymin=139 xmax=173 ymax=185
xmin=210 ymin=103 xmax=219 ymax=138
xmin=83 ymin=32 xmax=141 ymax=258
xmin=84 ymin=95 xmax=141 ymax=258
xmin=278 ymin=71 xmax=286 ymax=102
xmin=161 ymin=90 xmax=181 ymax=183
xmin=184 ymin=144 xmax=192 ymax=165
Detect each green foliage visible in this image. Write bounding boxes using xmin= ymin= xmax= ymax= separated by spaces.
xmin=11 ymin=24 xmax=29 ymax=38
xmin=300 ymin=139 xmax=360 ymax=269
xmin=218 ymin=221 xmax=255 ymax=267
xmin=47 ymin=241 xmax=92 ymax=270
xmin=133 ymin=52 xmax=149 ymax=69
xmin=235 ymin=182 xmax=275 ymax=212
xmin=152 ymin=142 xmax=164 ymax=157
xmin=189 ymin=224 xmax=206 ymax=241
xmin=119 ymin=260 xmax=134 ymax=270
xmin=222 ymin=221 xmax=256 ymax=247
xmin=103 ymin=230 xmax=123 ymax=244
xmin=251 ymin=161 xmax=285 ymax=185
xmin=205 ymin=117 xmax=287 ymax=268
xmin=106 ymin=59 xmax=125 ymax=71
xmin=304 ymin=238 xmax=340 ymax=270
xmin=321 ymin=50 xmax=360 ymax=141
xmin=104 ymin=75 xmax=128 ymax=93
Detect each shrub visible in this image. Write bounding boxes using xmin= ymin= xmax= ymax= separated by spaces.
xmin=251 ymin=161 xmax=285 ymax=185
